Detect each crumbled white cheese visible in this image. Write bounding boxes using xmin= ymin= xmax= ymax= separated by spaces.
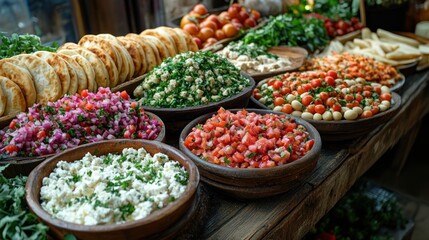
xmin=40 ymin=148 xmax=189 ymax=225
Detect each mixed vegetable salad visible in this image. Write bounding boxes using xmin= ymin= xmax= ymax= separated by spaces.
xmin=183 ymin=108 xmax=315 ymax=168
xmin=253 ymin=71 xmax=394 ymax=120
xmin=133 ymin=51 xmax=250 ymax=108
xmin=0 ymin=88 xmax=162 ymax=157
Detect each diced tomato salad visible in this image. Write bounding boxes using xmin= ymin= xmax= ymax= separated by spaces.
xmin=183 ymin=108 xmax=315 ymax=168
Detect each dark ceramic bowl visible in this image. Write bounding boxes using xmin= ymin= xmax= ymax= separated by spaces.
xmin=179 ymin=108 xmax=322 ymax=199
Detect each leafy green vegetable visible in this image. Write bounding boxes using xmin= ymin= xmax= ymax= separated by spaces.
xmin=242 ymin=13 xmax=329 ymax=52
xmin=0 ymin=32 xmax=58 ymax=59
xmin=227 ymin=41 xmax=278 ymax=59
xmin=0 ymin=164 xmax=49 ymax=240
xmin=305 ymin=182 xmax=408 ymax=240
xmin=288 ymin=0 xmax=357 ymax=20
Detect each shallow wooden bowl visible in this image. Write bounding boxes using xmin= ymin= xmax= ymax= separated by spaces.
xmin=250 ymin=92 xmax=401 ymax=142
xmin=0 ymin=111 xmax=166 ymax=178
xmin=25 ymin=139 xmax=199 ymax=240
xmin=178 ymin=108 xmax=322 ymax=199
xmin=141 ymin=73 xmax=256 ymax=133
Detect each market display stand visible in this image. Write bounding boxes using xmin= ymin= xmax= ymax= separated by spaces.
xmin=168 ymin=69 xmax=429 ymax=239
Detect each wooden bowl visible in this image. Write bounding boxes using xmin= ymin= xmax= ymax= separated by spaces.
xmin=178 ymin=108 xmax=322 ymax=199
xmin=248 ymin=46 xmax=308 ymax=82
xmin=250 ymin=92 xmax=402 ymax=142
xmin=25 ymin=139 xmax=200 ymax=240
xmin=141 ymin=73 xmax=256 ymax=133
xmin=0 ymin=111 xmax=166 ymax=178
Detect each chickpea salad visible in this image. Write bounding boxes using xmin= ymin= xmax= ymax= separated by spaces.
xmin=252 ymin=71 xmax=394 ymax=121
xmin=217 ymin=41 xmax=292 ymax=74
xmin=133 ymin=51 xmax=250 ymax=108
xmin=40 ymin=147 xmax=189 ymax=225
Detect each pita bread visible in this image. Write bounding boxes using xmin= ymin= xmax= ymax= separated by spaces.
xmin=79 ymin=35 xmax=122 ymax=74
xmin=0 ymin=78 xmax=6 ymax=116
xmin=57 ymin=52 xmax=90 ymax=93
xmin=0 ymin=76 xmax=26 ymax=115
xmin=174 ymin=28 xmax=198 ymax=52
xmin=12 ymin=54 xmax=61 ymax=104
xmin=95 ymin=34 xmax=133 ymax=83
xmin=141 ymin=35 xmax=170 ymax=61
xmin=84 ymin=45 xmax=119 ymax=88
xmin=0 ymin=59 xmax=36 ymax=108
xmin=34 ymin=51 xmax=70 ymax=97
xmin=58 ymin=50 xmax=89 ymax=92
xmin=125 ymin=34 xmax=158 ymax=72
xmin=117 ymin=36 xmax=145 ymax=78
xmin=59 ymin=43 xmax=109 ymax=88
xmin=141 ymin=28 xmax=177 ymax=56
xmin=158 ymin=26 xmax=188 ymax=53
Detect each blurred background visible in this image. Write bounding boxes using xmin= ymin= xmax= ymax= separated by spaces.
xmin=0 ymin=0 xmax=428 ymax=45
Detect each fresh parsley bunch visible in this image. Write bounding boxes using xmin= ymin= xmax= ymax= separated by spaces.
xmin=0 ymin=165 xmax=48 ymax=240
xmin=0 ymin=32 xmax=58 ymax=59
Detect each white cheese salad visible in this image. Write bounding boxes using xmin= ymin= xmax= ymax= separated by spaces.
xmin=217 ymin=41 xmax=292 ymax=74
xmin=40 ymin=147 xmax=189 ymax=225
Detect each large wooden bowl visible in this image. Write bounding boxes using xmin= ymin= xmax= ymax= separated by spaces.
xmin=141 ymin=73 xmax=256 ymax=133
xmin=250 ymin=92 xmax=402 ymax=142
xmin=25 ymin=139 xmax=199 ymax=240
xmin=0 ymin=111 xmax=166 ymax=178
xmin=178 ymin=108 xmax=322 ymax=199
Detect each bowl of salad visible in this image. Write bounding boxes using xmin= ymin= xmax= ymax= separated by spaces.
xmin=250 ymin=71 xmax=402 ymax=141
xmin=132 ymin=51 xmax=255 ymax=133
xmin=179 ymin=107 xmax=322 ymax=199
xmin=0 ymin=88 xmax=165 ymax=177
xmin=25 ymin=139 xmax=200 ymax=240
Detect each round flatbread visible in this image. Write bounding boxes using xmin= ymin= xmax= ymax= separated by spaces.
xmin=0 ymin=59 xmax=36 ymax=108
xmin=11 ymin=54 xmax=61 ymax=104
xmin=34 ymin=51 xmax=71 ymax=97
xmin=174 ymin=28 xmax=198 ymax=52
xmin=57 ymin=52 xmax=91 ymax=93
xmin=0 ymin=76 xmax=26 ymax=115
xmin=59 ymin=43 xmax=109 ymax=88
xmin=117 ymin=36 xmax=145 ymax=78
xmin=140 ymin=34 xmax=170 ymax=61
xmin=158 ymin=26 xmax=188 ymax=53
xmin=0 ymin=78 xmax=6 ymax=116
xmin=125 ymin=34 xmax=158 ymax=72
xmin=141 ymin=28 xmax=177 ymax=57
xmin=79 ymin=35 xmax=122 ymax=75
xmin=96 ymin=34 xmax=135 ymax=83
xmin=85 ymin=45 xmax=119 ymax=88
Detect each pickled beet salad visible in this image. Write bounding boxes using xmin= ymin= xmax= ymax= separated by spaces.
xmin=0 ymin=88 xmax=162 ymax=157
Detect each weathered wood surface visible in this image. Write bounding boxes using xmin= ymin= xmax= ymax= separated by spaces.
xmin=184 ymin=69 xmax=429 ymax=240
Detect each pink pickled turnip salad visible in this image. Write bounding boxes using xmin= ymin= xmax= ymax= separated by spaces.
xmin=0 ymin=88 xmax=162 ymax=157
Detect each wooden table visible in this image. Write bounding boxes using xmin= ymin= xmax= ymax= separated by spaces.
xmin=172 ymin=69 xmax=429 ymax=240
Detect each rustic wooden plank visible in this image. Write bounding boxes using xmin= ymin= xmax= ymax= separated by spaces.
xmin=203 ymin=183 xmax=312 ymax=240
xmin=202 ymin=141 xmax=347 ymax=239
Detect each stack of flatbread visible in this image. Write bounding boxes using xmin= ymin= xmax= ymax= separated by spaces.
xmin=0 ymin=27 xmax=198 ymax=118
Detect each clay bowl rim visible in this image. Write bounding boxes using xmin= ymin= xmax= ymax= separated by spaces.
xmin=178 ymin=108 xmax=322 ymax=179
xmin=139 ymin=72 xmax=256 ymax=115
xmin=25 ymin=139 xmax=200 ymax=234
xmin=0 ymin=111 xmax=166 ymax=165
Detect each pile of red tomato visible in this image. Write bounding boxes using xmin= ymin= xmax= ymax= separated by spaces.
xmin=324 ymin=17 xmax=365 ymax=38
xmin=180 ymin=3 xmax=261 ymax=49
